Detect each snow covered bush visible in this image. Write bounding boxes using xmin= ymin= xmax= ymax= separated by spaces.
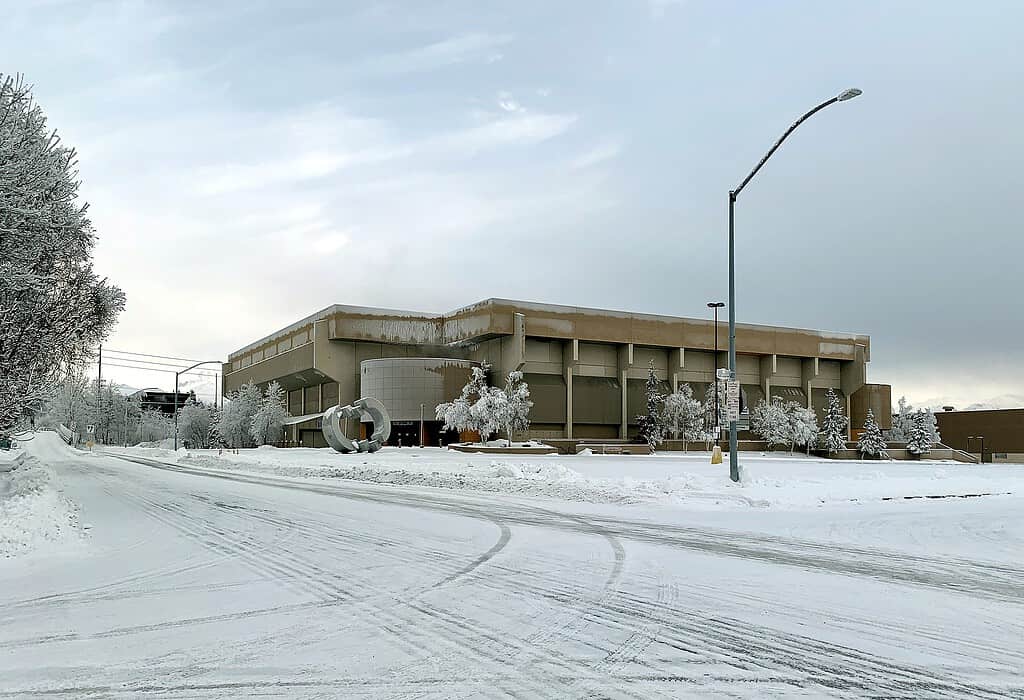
xmin=636 ymin=361 xmax=667 ymax=451
xmin=437 ymin=364 xmax=492 ymax=438
xmin=178 ymin=400 xmax=214 ymax=449
xmin=215 ymin=382 xmax=261 ymax=448
xmin=250 ymin=381 xmax=289 ymax=446
xmin=662 ymin=383 xmax=704 ymax=451
xmin=0 ymin=75 xmax=125 ymax=433
xmin=819 ymin=388 xmax=849 ymax=455
xmin=857 ymin=408 xmax=888 ymax=459
xmin=751 ymin=397 xmax=789 ymax=450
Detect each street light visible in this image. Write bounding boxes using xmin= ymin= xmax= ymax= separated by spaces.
xmin=174 ymin=361 xmax=222 ymax=451
xmin=727 ymin=88 xmax=862 ymax=482
xmin=707 ymin=302 xmax=725 ymax=439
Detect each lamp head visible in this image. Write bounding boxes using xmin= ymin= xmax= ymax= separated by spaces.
xmin=836 ymin=88 xmax=862 ymax=102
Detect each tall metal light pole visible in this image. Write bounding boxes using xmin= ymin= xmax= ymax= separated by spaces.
xmin=174 ymin=360 xmax=222 ymax=451
xmin=727 ymin=88 xmax=862 ymax=482
xmin=707 ymin=302 xmax=725 ymax=439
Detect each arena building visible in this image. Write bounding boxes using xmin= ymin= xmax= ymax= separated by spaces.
xmin=222 ymin=299 xmax=891 ymax=448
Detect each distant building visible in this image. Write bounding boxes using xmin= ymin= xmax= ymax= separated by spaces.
xmin=223 ymin=299 xmax=891 ymax=448
xmin=129 ymin=388 xmax=195 ymax=415
xmin=935 ymin=407 xmax=1024 ymax=463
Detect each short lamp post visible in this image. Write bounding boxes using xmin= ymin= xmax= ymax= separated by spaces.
xmin=707 ymin=302 xmax=725 ymax=438
xmin=727 ymin=88 xmax=863 ymax=482
xmin=174 ymin=361 xmax=222 ymax=451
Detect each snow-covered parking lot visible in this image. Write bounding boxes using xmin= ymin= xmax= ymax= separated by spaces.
xmin=2 ymin=433 xmax=1023 ymax=697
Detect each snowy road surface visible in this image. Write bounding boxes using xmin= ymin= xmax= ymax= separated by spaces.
xmin=2 ymin=434 xmax=1023 ymax=698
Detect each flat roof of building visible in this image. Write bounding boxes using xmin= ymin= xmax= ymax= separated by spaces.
xmin=228 ymin=297 xmax=871 ymax=361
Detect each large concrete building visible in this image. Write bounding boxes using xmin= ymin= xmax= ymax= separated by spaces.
xmin=223 ymin=299 xmax=891 ymax=447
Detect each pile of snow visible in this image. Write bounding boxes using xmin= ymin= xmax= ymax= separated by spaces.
xmin=0 ymin=453 xmax=82 ymax=557
xmin=101 ymin=445 xmax=1024 ymax=511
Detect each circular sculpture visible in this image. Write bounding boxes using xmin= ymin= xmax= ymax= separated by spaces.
xmin=322 ymin=397 xmax=392 ymax=453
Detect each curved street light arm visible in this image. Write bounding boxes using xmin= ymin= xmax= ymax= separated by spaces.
xmin=732 ymin=96 xmax=839 ymax=199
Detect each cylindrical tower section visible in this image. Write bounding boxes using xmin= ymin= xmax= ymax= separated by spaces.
xmin=359 ymin=358 xmax=479 ymax=446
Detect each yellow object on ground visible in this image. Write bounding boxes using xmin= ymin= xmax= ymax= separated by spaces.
xmin=711 ymin=445 xmax=722 ymax=464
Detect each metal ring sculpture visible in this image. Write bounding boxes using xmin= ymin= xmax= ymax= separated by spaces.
xmin=322 ymin=397 xmax=391 ymax=453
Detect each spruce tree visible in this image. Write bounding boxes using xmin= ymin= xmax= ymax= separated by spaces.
xmin=906 ymin=412 xmax=932 ymax=457
xmin=857 ymin=408 xmax=887 ymax=459
xmin=636 ymin=361 xmax=666 ymax=450
xmin=820 ymin=388 xmax=849 ymax=455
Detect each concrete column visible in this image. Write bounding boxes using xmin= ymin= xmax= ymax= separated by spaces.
xmin=617 ymin=343 xmax=633 ymax=440
xmin=620 ymin=369 xmax=628 ymax=439
xmin=669 ymin=347 xmax=684 ymax=393
xmin=318 ymin=383 xmax=323 ymax=413
xmin=565 ymin=364 xmax=573 ymax=439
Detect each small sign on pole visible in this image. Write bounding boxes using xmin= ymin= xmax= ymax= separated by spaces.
xmin=725 ymin=380 xmax=740 ymax=422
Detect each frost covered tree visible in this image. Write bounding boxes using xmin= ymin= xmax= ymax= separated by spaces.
xmin=701 ymin=382 xmax=723 ymax=447
xmin=0 ymin=75 xmax=125 ymax=435
xmin=819 ymin=388 xmax=849 ymax=455
xmin=787 ymin=402 xmax=819 ymax=455
xmin=436 ymin=364 xmax=491 ymax=439
xmin=215 ymin=381 xmax=261 ymax=448
xmin=137 ymin=409 xmax=172 ymax=443
xmin=636 ymin=361 xmax=667 ymax=450
xmin=906 ymin=412 xmax=932 ymax=457
xmin=857 ymin=409 xmax=887 ymax=459
xmin=250 ymin=381 xmax=289 ymax=446
xmin=887 ymin=396 xmax=914 ymax=442
xmin=497 ymin=371 xmax=532 ymax=445
xmin=178 ymin=400 xmax=213 ymax=449
xmin=662 ymin=383 xmax=704 ymax=451
xmin=751 ymin=397 xmax=790 ymax=450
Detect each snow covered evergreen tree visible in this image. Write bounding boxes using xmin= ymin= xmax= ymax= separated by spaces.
xmin=215 ymin=381 xmax=261 ymax=448
xmin=636 ymin=361 xmax=667 ymax=450
xmin=819 ymin=388 xmax=849 ymax=454
xmin=751 ymin=397 xmax=789 ymax=450
xmin=906 ymin=412 xmax=932 ymax=457
xmin=250 ymin=381 xmax=289 ymax=446
xmin=178 ymin=400 xmax=214 ymax=449
xmin=857 ymin=408 xmax=888 ymax=459
xmin=0 ymin=75 xmax=125 ymax=434
xmin=662 ymin=383 xmax=704 ymax=451
xmin=787 ymin=402 xmax=819 ymax=455
xmin=920 ymin=409 xmax=941 ymax=446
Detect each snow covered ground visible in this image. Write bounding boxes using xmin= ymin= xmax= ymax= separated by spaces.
xmin=104 ymin=442 xmax=1024 ymax=511
xmin=2 ymin=432 xmax=1023 ymax=697
xmin=0 ymin=440 xmax=82 ymax=558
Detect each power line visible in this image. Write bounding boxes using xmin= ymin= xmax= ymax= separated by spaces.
xmin=104 ymin=348 xmax=222 ymax=364
xmin=100 ymin=361 xmax=220 ymax=378
xmin=92 ymin=355 xmax=221 ymax=373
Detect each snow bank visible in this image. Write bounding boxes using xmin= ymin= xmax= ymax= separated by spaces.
xmin=0 ymin=454 xmax=82 ymax=557
xmin=100 ymin=445 xmax=1024 ymax=511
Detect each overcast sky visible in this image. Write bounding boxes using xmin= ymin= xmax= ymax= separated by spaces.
xmin=4 ymin=1 xmax=1022 ymax=408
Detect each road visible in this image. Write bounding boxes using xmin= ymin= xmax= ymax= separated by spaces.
xmin=2 ymin=433 xmax=1022 ymax=698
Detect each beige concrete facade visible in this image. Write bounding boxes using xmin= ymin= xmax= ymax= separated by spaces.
xmin=224 ymin=298 xmax=890 ymax=443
